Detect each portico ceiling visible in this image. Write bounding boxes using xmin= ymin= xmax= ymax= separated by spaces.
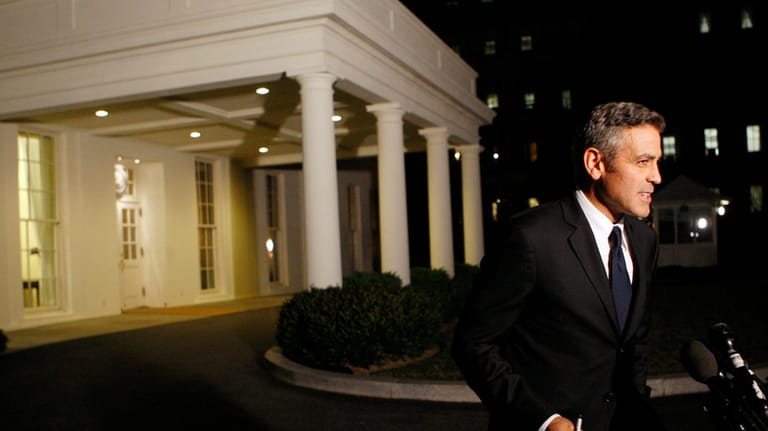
xmin=12 ymin=76 xmax=423 ymax=168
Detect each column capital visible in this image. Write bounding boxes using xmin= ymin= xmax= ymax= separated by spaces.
xmin=295 ymin=72 xmax=337 ymax=89
xmin=366 ymin=102 xmax=402 ymax=116
xmin=418 ymin=127 xmax=449 ymax=141
xmin=454 ymin=143 xmax=484 ymax=155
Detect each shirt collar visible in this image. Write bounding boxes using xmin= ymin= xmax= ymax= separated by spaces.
xmin=575 ymin=190 xmax=624 ymax=242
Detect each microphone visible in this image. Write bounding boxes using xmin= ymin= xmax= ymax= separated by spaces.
xmin=709 ymin=323 xmax=768 ymax=422
xmin=681 ymin=338 xmax=721 ymax=385
xmin=681 ymin=339 xmax=767 ymax=431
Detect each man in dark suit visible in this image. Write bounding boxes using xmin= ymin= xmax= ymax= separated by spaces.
xmin=452 ymin=102 xmax=668 ymax=431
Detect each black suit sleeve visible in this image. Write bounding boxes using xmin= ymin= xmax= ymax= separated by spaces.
xmin=451 ymin=224 xmax=554 ymax=430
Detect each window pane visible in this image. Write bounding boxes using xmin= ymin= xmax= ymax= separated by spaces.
xmin=747 ymin=125 xmax=761 ymax=152
xmin=484 ymin=40 xmax=496 ymax=55
xmin=18 ymin=132 xmax=58 ymax=310
xmin=700 ymin=13 xmax=711 ymax=34
xmin=704 ymin=128 xmax=719 ymax=156
xmin=196 ymin=160 xmax=216 ymax=291
xmin=520 ymin=35 xmax=532 ymax=51
xmin=663 ymin=136 xmax=677 ymax=158
xmin=741 ymin=9 xmax=753 ymax=29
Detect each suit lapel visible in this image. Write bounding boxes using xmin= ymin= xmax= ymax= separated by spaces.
xmin=561 ymin=194 xmax=621 ymax=333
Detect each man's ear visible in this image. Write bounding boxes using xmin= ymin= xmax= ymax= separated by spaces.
xmin=583 ymin=147 xmax=604 ymax=180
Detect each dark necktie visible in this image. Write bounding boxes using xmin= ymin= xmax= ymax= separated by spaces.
xmin=610 ymin=226 xmax=632 ymax=332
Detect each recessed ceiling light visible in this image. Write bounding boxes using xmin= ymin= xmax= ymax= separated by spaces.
xmin=258 ymin=147 xmax=269 ymax=153
xmin=331 ymin=114 xmax=342 ymax=122
xmin=95 ymin=110 xmax=109 ymax=117
xmin=255 ymin=87 xmax=270 ymax=95
xmin=133 ymin=159 xmax=141 ymax=165
xmin=190 ymin=131 xmax=201 ymax=138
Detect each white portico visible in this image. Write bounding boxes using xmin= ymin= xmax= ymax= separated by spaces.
xmin=0 ymin=0 xmax=495 ymax=330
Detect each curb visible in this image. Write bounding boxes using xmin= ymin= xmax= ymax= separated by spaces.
xmin=263 ymin=347 xmax=760 ymax=402
xmin=263 ymin=347 xmax=481 ymax=403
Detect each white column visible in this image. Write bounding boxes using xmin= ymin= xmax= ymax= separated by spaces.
xmin=460 ymin=144 xmax=485 ymax=265
xmin=419 ymin=127 xmax=454 ymax=277
xmin=296 ymin=73 xmax=342 ymax=289
xmin=366 ymin=102 xmax=410 ymax=286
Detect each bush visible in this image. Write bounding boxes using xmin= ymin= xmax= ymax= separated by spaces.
xmin=409 ymin=264 xmax=479 ymax=324
xmin=276 ymin=271 xmax=442 ymax=371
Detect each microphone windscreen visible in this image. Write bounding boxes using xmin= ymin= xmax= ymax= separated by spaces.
xmin=681 ymin=339 xmax=719 ymax=383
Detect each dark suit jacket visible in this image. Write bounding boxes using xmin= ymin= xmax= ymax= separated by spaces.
xmin=452 ymin=191 xmax=660 ymax=431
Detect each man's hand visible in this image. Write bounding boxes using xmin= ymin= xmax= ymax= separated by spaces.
xmin=547 ymin=416 xmax=580 ymax=431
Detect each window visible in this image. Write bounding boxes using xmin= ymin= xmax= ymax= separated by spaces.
xmin=523 ymin=92 xmax=535 ymax=110
xmin=486 ymin=93 xmax=499 ymax=109
xmin=747 ymin=125 xmax=761 ymax=152
xmin=704 ymin=128 xmax=719 ymax=156
xmin=561 ymin=89 xmax=572 ymax=110
xmin=195 ymin=160 xmax=217 ymax=291
xmin=484 ymin=40 xmax=496 ymax=55
xmin=265 ymin=173 xmax=285 ymax=283
xmin=663 ymin=136 xmax=677 ymax=158
xmin=529 ymin=141 xmax=538 ymax=162
xmin=520 ymin=35 xmax=533 ymax=51
xmin=699 ymin=13 xmax=711 ymax=34
xmin=741 ymin=9 xmax=754 ymax=30
xmin=750 ymin=185 xmax=763 ymax=213
xmin=18 ymin=132 xmax=59 ymax=309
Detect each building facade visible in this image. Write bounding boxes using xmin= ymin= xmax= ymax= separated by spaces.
xmin=0 ymin=0 xmax=494 ymax=330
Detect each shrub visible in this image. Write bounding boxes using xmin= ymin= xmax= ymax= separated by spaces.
xmin=276 ymin=271 xmax=442 ymax=371
xmin=409 ymin=264 xmax=479 ymax=324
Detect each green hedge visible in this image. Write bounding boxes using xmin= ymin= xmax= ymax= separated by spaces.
xmin=410 ymin=264 xmax=478 ymax=323
xmin=275 ymin=266 xmax=479 ymax=372
xmin=276 ymin=271 xmax=442 ymax=371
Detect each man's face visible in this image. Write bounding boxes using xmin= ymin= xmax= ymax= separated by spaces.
xmin=597 ymin=124 xmax=663 ymax=221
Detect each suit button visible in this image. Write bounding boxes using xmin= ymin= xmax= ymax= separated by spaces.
xmin=603 ymin=392 xmax=616 ymax=403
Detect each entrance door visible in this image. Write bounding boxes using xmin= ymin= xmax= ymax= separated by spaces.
xmin=117 ymin=200 xmax=144 ymax=309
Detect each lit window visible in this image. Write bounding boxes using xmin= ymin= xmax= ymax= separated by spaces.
xmin=486 ymin=93 xmax=499 ymax=109
xmin=521 ymin=35 xmax=533 ymax=51
xmin=18 ymin=132 xmax=59 ymax=309
xmin=700 ymin=13 xmax=711 ymax=34
xmin=704 ymin=128 xmax=719 ymax=156
xmin=529 ymin=141 xmax=538 ymax=162
xmin=663 ymin=136 xmax=677 ymax=158
xmin=484 ymin=40 xmax=497 ymax=55
xmin=524 ymin=92 xmax=535 ymax=110
xmin=747 ymin=125 xmax=761 ymax=152
xmin=196 ymin=160 xmax=217 ymax=291
xmin=561 ymin=89 xmax=572 ymax=110
xmin=750 ymin=185 xmax=763 ymax=213
xmin=741 ymin=9 xmax=754 ymax=29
